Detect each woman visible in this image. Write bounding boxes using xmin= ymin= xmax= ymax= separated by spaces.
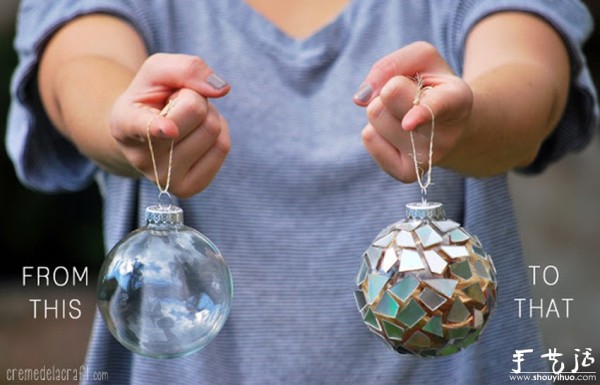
xmin=7 ymin=0 xmax=598 ymax=384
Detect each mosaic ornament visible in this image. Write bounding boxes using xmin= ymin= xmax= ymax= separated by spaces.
xmin=354 ymin=201 xmax=497 ymax=357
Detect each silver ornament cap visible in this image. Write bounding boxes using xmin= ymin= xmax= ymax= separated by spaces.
xmin=145 ymin=205 xmax=184 ymax=226
xmin=406 ymin=201 xmax=445 ymax=221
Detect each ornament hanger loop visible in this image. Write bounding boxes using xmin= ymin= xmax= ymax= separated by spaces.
xmin=409 ymin=74 xmax=435 ymax=203
xmin=157 ymin=191 xmax=173 ymax=208
xmin=146 ymin=99 xmax=177 ymax=202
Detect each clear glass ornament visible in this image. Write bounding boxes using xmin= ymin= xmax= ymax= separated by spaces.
xmin=354 ymin=201 xmax=497 ymax=357
xmin=97 ymin=204 xmax=233 ymax=359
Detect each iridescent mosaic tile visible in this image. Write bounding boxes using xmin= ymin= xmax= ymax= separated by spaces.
xmin=363 ymin=308 xmax=381 ymax=332
xmin=375 ymin=292 xmax=400 ymax=318
xmin=448 ymin=327 xmax=471 ymax=340
xmin=398 ymin=249 xmax=425 ymax=272
xmin=473 ymin=260 xmax=491 ymax=280
xmin=439 ymin=344 xmax=460 ymax=356
xmin=450 ymin=260 xmax=472 ymax=280
xmin=432 ymin=220 xmax=460 ymax=233
xmin=394 ymin=220 xmax=422 ymax=231
xmin=395 ymin=230 xmax=417 ymax=248
xmin=447 ymin=300 xmax=470 ymax=323
xmin=396 ymin=299 xmax=426 ymax=328
xmin=404 ymin=331 xmax=431 ymax=351
xmin=449 ymin=228 xmax=470 ymax=243
xmin=423 ymin=316 xmax=444 ymax=337
xmin=373 ymin=232 xmax=396 ymax=248
xmin=367 ymin=274 xmax=389 ymax=305
xmin=365 ymin=246 xmax=383 ymax=269
xmin=354 ymin=290 xmax=367 ymax=314
xmin=419 ymin=287 xmax=447 ymax=311
xmin=424 ymin=279 xmax=458 ymax=298
xmin=473 ymin=309 xmax=483 ymax=328
xmin=489 ymin=258 xmax=497 ymax=275
xmin=382 ymin=320 xmax=405 ymax=341
xmin=415 ymin=225 xmax=443 ymax=248
xmin=355 ymin=256 xmax=369 ymax=285
xmin=388 ymin=275 xmax=420 ymax=302
xmin=441 ymin=245 xmax=470 ymax=259
xmin=461 ymin=329 xmax=481 ymax=348
xmin=471 ymin=244 xmax=487 ymax=259
xmin=463 ymin=283 xmax=485 ymax=305
xmin=379 ymin=248 xmax=398 ymax=273
xmin=424 ymin=250 xmax=447 ymax=274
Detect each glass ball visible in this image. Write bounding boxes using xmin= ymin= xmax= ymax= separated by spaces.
xmin=97 ymin=205 xmax=233 ymax=359
xmin=354 ymin=202 xmax=497 ymax=357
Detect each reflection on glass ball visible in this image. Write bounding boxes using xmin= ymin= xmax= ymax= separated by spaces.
xmin=355 ymin=202 xmax=497 ymax=357
xmin=97 ymin=205 xmax=233 ymax=359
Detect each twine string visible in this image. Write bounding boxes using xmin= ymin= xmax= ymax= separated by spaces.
xmin=146 ymin=99 xmax=177 ymax=206
xmin=409 ymin=74 xmax=435 ymax=203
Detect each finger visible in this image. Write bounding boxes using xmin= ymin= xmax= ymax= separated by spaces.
xmin=110 ymin=96 xmax=177 ymax=144
xmin=133 ymin=53 xmax=230 ymax=100
xmin=353 ymin=41 xmax=451 ymax=106
xmin=362 ymin=123 xmax=416 ymax=183
xmin=366 ymin=95 xmax=413 ymax=155
xmin=170 ymin=103 xmax=223 ymax=176
xmin=367 ymin=98 xmax=436 ymax=178
xmin=374 ymin=76 xmax=418 ymax=131
xmin=401 ymin=79 xmax=472 ymax=131
xmin=153 ymin=88 xmax=210 ymax=139
xmin=176 ymin=116 xmax=231 ymax=198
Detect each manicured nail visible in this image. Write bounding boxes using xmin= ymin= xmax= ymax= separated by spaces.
xmin=353 ymin=83 xmax=373 ymax=104
xmin=207 ymin=73 xmax=228 ymax=90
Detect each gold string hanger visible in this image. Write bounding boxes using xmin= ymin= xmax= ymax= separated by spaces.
xmin=409 ymin=74 xmax=435 ymax=203
xmin=146 ymin=99 xmax=177 ymax=206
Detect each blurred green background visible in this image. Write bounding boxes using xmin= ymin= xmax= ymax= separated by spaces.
xmin=0 ymin=1 xmax=599 ymax=384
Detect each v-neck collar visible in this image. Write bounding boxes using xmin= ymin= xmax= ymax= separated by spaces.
xmin=220 ymin=0 xmax=365 ymax=64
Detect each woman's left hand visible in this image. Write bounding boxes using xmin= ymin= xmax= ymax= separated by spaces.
xmin=353 ymin=41 xmax=473 ymax=183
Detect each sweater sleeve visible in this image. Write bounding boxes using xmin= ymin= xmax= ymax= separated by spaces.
xmin=6 ymin=0 xmax=153 ymax=192
xmin=450 ymin=0 xmax=599 ymax=174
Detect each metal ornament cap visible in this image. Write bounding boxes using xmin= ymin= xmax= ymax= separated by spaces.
xmin=406 ymin=202 xmax=445 ymax=221
xmin=145 ymin=205 xmax=184 ymax=226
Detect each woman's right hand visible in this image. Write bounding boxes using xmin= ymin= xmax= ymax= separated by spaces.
xmin=110 ymin=53 xmax=231 ymax=198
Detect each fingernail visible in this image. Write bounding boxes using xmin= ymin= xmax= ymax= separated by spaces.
xmin=207 ymin=73 xmax=228 ymax=90
xmin=353 ymin=83 xmax=373 ymax=104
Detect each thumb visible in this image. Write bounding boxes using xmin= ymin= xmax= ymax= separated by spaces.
xmin=353 ymin=41 xmax=450 ymax=106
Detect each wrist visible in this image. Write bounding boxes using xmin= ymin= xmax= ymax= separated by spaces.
xmin=52 ymin=56 xmax=142 ymax=176
xmin=438 ymin=69 xmax=549 ymax=177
